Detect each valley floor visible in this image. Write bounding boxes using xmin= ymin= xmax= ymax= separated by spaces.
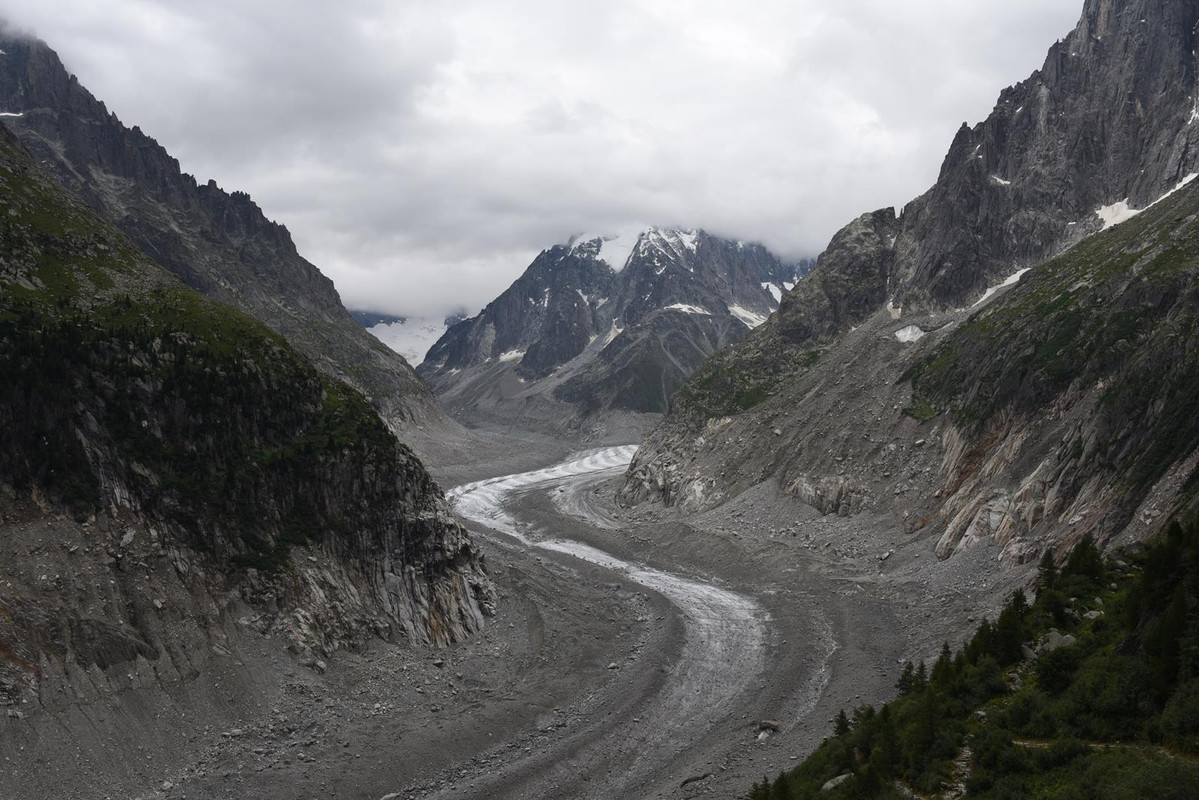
xmin=6 ymin=430 xmax=1030 ymax=800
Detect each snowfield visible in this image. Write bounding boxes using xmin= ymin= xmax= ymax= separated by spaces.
xmin=367 ymin=316 xmax=449 ymax=366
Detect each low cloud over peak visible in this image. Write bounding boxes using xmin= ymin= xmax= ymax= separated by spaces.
xmin=2 ymin=0 xmax=1079 ymax=317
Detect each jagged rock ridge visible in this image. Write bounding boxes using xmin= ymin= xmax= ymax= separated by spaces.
xmin=777 ymin=0 xmax=1199 ymax=344
xmin=0 ymin=33 xmax=441 ymax=427
xmin=421 ymin=227 xmax=807 ymax=419
xmin=620 ymin=0 xmax=1199 ymax=565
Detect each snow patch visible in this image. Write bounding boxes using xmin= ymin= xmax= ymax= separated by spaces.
xmin=783 ymin=281 xmax=795 ymax=292
xmin=990 ymin=175 xmax=1012 ymax=187
xmin=894 ymin=325 xmax=926 ymax=344
xmin=567 ymin=225 xmax=704 ymax=277
xmin=1096 ymin=173 xmax=1199 ymax=230
xmin=972 ymin=267 xmax=1032 ymax=308
xmin=762 ymin=282 xmax=783 ymax=303
xmin=1096 ymin=200 xmax=1140 ymax=229
xmin=636 ymin=228 xmax=701 ymax=273
xmin=886 ymin=298 xmax=902 ymax=320
xmin=729 ymin=305 xmax=767 ymax=329
xmin=675 ymin=230 xmax=699 ymax=252
xmin=602 ymin=321 xmax=624 ymax=346
xmin=663 ymin=303 xmax=710 ymax=315
xmin=498 ymin=349 xmax=525 ymax=363
xmin=569 ymin=226 xmax=644 ymax=272
xmin=367 ymin=317 xmax=449 ymax=366
xmin=0 ymin=112 xmax=23 ymax=118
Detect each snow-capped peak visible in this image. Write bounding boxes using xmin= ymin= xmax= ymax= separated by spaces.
xmin=630 ymin=227 xmax=702 ymax=274
xmin=568 ymin=226 xmax=646 ymax=272
xmin=567 ymin=225 xmax=702 ymax=272
xmin=638 ymin=227 xmax=699 ymax=254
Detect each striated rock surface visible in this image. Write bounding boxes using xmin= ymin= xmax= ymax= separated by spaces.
xmin=0 ymin=33 xmax=442 ymax=428
xmin=0 ymin=123 xmax=493 ymax=724
xmin=421 ymin=228 xmax=808 ymax=423
xmin=621 ymin=0 xmax=1199 ymax=565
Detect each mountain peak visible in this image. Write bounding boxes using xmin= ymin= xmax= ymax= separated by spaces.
xmin=566 ymin=225 xmax=701 ymax=272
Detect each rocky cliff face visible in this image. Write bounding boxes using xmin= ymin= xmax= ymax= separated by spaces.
xmin=421 ymin=228 xmax=804 ymax=421
xmin=0 ymin=33 xmax=442 ymax=428
xmin=0 ymin=123 xmax=492 ymax=723
xmin=772 ymin=0 xmax=1199 ymax=344
xmin=621 ymin=0 xmax=1199 ymax=565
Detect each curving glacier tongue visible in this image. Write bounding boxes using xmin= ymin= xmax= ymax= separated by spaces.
xmin=447 ymin=446 xmax=768 ymax=795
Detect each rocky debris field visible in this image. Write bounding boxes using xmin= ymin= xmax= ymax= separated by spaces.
xmin=3 ymin=432 xmax=1033 ymax=800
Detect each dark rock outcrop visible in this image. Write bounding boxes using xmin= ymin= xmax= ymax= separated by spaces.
xmin=777 ymin=209 xmax=900 ymax=343
xmin=0 ymin=33 xmax=441 ymax=427
xmin=425 ymin=242 xmax=618 ymax=380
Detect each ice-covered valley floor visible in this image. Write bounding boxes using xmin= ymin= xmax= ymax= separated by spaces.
xmin=445 ymin=447 xmax=768 ymax=797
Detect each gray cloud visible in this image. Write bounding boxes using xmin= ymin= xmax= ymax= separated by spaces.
xmin=4 ymin=0 xmax=1080 ymax=317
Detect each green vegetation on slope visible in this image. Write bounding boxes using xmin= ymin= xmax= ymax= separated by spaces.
xmin=0 ymin=124 xmax=433 ymax=573
xmin=669 ymin=316 xmax=824 ymax=423
xmin=748 ymin=520 xmax=1199 ymax=799
xmin=902 ymin=178 xmax=1199 ymax=521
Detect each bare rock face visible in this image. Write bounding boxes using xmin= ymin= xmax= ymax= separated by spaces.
xmin=771 ymin=0 xmax=1199 ymax=343
xmin=0 ymin=33 xmax=442 ymax=429
xmin=777 ymin=209 xmax=900 ymax=344
xmin=621 ymin=0 xmax=1199 ymax=566
xmin=424 ymin=243 xmax=619 ymax=380
xmin=420 ymin=228 xmax=806 ymax=420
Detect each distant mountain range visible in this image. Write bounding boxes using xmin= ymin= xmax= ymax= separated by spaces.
xmin=418 ymin=227 xmax=811 ymax=425
xmin=363 ymin=314 xmax=461 ymax=367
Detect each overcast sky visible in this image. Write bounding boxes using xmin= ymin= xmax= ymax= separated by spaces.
xmin=3 ymin=1 xmax=1080 ymax=318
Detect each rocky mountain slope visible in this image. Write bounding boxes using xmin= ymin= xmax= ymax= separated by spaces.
xmin=0 ymin=33 xmax=442 ymax=428
xmin=0 ymin=122 xmax=492 ymax=773
xmin=778 ymin=0 xmax=1199 ymax=337
xmin=621 ymin=0 xmax=1199 ymax=565
xmin=420 ymin=228 xmax=807 ymax=424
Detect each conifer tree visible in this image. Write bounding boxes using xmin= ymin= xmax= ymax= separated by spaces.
xmin=1037 ymin=549 xmax=1058 ymax=591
